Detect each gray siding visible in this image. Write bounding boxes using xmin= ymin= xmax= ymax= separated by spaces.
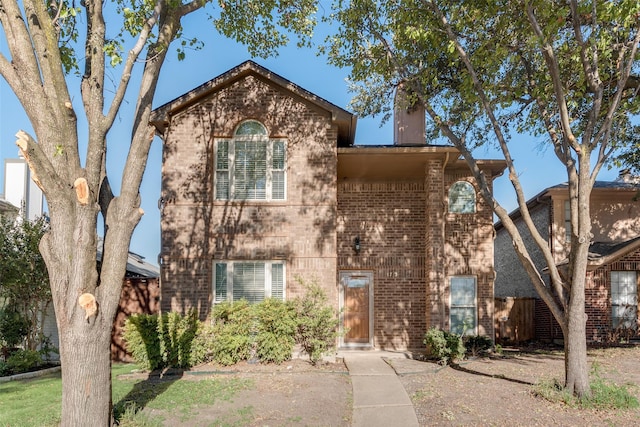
xmin=494 ymin=202 xmax=550 ymax=298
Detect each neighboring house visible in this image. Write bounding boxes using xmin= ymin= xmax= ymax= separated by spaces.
xmin=151 ymin=61 xmax=506 ymax=351
xmin=41 ymin=249 xmax=160 ymax=361
xmin=0 ymin=197 xmax=19 ymax=220
xmin=495 ymin=174 xmax=640 ymax=343
xmin=3 ymin=156 xmax=44 ymax=221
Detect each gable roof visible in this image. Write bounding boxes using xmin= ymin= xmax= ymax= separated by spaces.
xmin=151 ymin=60 xmax=357 ymax=146
xmin=548 ymin=236 xmax=640 ymax=271
xmin=494 ymin=179 xmax=640 ymax=231
xmin=586 ymin=236 xmax=640 ymax=269
xmin=96 ymin=241 xmax=159 ymax=279
xmin=0 ymin=198 xmax=18 ymax=216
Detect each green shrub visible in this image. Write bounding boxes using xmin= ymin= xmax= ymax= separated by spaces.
xmin=209 ymin=301 xmax=254 ymax=366
xmin=0 ymin=360 xmax=9 ymax=376
xmin=158 ymin=310 xmax=199 ymax=369
xmin=212 ymin=300 xmax=252 ymax=323
xmin=190 ymin=322 xmax=216 ymax=366
xmin=123 ymin=314 xmax=161 ymax=371
xmin=464 ymin=335 xmax=493 ymax=356
xmin=124 ymin=310 xmax=199 ymax=371
xmin=0 ymin=307 xmax=30 ymax=348
xmin=254 ymin=299 xmax=297 ymax=364
xmin=6 ymin=349 xmax=41 ymax=374
xmin=424 ymin=327 xmax=465 ymax=365
xmin=293 ymin=278 xmax=340 ymax=365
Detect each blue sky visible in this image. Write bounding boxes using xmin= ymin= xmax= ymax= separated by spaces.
xmin=0 ymin=8 xmax=622 ymax=264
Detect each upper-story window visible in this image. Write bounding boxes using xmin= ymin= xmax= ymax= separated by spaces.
xmin=448 ymin=181 xmax=476 ymax=213
xmin=215 ymin=120 xmax=286 ymax=200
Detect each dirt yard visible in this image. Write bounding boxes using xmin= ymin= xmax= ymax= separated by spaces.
xmin=125 ymin=345 xmax=640 ymax=426
xmin=121 ymin=359 xmax=352 ymax=426
xmin=389 ymin=344 xmax=640 ymax=426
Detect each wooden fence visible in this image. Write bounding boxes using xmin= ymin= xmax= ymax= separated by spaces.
xmin=494 ymin=297 xmax=535 ymax=343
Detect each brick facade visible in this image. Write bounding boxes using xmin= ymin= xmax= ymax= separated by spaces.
xmin=585 ymin=249 xmax=640 ymax=342
xmin=154 ymin=62 xmax=505 ymax=352
xmin=338 ymin=181 xmax=427 ymax=349
xmin=495 ymin=182 xmax=640 ymax=343
xmin=159 ymin=73 xmax=339 ymax=318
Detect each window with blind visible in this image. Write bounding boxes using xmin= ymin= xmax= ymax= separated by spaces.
xmin=214 ymin=261 xmax=285 ymax=304
xmin=215 ymin=120 xmax=286 ymax=200
xmin=450 ymin=276 xmax=477 ymax=335
xmin=611 ymin=271 xmax=638 ymax=329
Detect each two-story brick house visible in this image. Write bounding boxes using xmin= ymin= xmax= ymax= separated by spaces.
xmin=151 ymin=61 xmax=506 ymax=351
xmin=495 ymin=175 xmax=640 ymax=343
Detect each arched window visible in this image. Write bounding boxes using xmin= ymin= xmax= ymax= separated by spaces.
xmin=448 ymin=181 xmax=476 ymax=213
xmin=215 ymin=120 xmax=286 ymax=200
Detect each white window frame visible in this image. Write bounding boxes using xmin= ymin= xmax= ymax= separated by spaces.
xmin=564 ymin=200 xmax=571 ymax=242
xmin=611 ymin=271 xmax=638 ymax=330
xmin=450 ymin=276 xmax=477 ymax=335
xmin=214 ymin=120 xmax=286 ymax=201
xmin=213 ymin=261 xmax=286 ymax=304
xmin=448 ymin=181 xmax=476 ymax=214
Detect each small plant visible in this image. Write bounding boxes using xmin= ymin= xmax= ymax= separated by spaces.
xmin=494 ymin=343 xmax=503 ymax=355
xmin=424 ymin=327 xmax=465 ymax=365
xmin=293 ymin=277 xmax=340 ymax=365
xmin=464 ymin=335 xmax=493 ymax=357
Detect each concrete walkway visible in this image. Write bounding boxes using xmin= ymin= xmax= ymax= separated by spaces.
xmin=341 ymin=352 xmax=419 ymax=427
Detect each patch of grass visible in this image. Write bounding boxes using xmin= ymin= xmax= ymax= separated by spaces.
xmin=208 ymin=405 xmax=255 ymax=427
xmin=115 ymin=403 xmax=164 ymax=427
xmin=0 ymin=372 xmax=62 ymax=427
xmin=532 ymin=363 xmax=639 ymax=410
xmin=113 ymin=368 xmax=253 ymax=423
xmin=0 ymin=363 xmax=252 ymax=426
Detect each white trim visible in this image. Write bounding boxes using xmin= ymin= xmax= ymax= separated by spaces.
xmin=213 ymin=120 xmax=287 ymax=201
xmin=212 ymin=260 xmax=286 ymax=303
xmin=449 ymin=275 xmax=477 ymax=335
xmin=338 ymin=270 xmax=374 ymax=348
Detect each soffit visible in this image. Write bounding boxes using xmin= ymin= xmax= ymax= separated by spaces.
xmin=337 ymin=146 xmax=506 ymax=180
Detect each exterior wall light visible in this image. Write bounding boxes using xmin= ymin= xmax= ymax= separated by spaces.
xmin=354 ymin=236 xmax=361 ymax=254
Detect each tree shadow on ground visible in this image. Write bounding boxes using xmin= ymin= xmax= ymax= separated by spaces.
xmin=113 ymin=370 xmax=184 ymax=420
xmin=450 ymin=362 xmax=534 ymax=386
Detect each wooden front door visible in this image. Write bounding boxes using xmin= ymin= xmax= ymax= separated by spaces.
xmin=340 ymin=272 xmax=373 ymax=346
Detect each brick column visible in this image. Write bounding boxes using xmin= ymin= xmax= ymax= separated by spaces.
xmin=425 ymin=159 xmax=445 ymax=329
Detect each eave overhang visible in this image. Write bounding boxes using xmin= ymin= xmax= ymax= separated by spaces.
xmin=150 ymin=60 xmax=357 ymax=146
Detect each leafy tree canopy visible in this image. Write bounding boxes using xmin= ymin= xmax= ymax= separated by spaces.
xmin=326 ymin=0 xmax=640 ymax=157
xmin=0 ymin=215 xmax=50 ymax=351
xmin=324 ymin=0 xmax=640 ymax=398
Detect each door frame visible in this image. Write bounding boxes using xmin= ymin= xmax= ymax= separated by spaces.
xmin=338 ymin=270 xmax=374 ymax=349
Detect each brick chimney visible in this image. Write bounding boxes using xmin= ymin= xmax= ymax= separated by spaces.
xmin=394 ymin=84 xmax=425 ymax=146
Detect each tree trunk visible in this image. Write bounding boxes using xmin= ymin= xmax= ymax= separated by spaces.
xmin=564 ymin=296 xmax=590 ymax=397
xmin=59 ymin=323 xmax=113 ymax=426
